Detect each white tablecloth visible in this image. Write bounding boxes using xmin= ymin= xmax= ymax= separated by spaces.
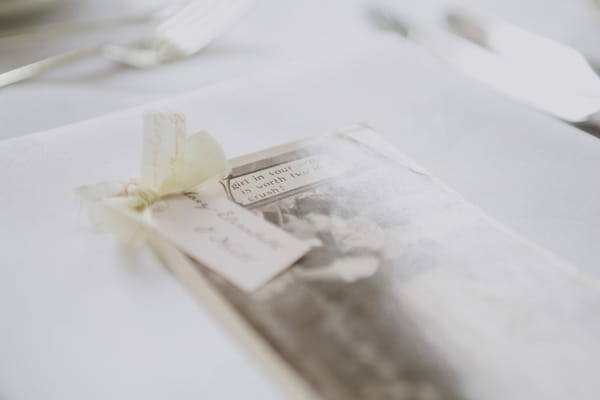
xmin=3 ymin=0 xmax=600 ymax=139
xmin=1 ymin=1 xmax=600 ymax=399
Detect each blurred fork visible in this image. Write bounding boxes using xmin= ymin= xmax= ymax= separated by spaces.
xmin=0 ymin=0 xmax=253 ymax=88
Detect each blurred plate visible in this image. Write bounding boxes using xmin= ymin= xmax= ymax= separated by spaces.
xmin=0 ymin=0 xmax=61 ymax=17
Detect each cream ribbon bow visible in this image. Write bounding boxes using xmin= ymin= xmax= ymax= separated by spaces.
xmin=77 ymin=112 xmax=230 ymax=244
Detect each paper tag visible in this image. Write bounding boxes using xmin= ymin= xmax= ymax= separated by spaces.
xmin=149 ymin=186 xmax=310 ymax=291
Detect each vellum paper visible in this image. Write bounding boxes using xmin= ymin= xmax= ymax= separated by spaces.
xmin=156 ymin=125 xmax=600 ymax=400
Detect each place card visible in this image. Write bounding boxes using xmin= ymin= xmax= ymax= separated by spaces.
xmin=150 ymin=184 xmax=311 ymax=292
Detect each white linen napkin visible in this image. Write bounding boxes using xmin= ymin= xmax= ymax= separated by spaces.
xmin=1 ymin=39 xmax=599 ymax=400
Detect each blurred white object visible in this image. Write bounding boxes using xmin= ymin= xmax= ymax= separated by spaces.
xmin=445 ymin=9 xmax=600 ymax=125
xmin=0 ymin=0 xmax=61 ymax=17
xmin=0 ymin=3 xmax=183 ymax=40
xmin=368 ymin=6 xmax=600 ymax=135
xmin=0 ymin=0 xmax=254 ymax=87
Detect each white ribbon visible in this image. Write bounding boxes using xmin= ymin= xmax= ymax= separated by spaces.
xmin=77 ymin=112 xmax=230 ymax=244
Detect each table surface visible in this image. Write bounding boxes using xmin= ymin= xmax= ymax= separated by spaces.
xmin=3 ymin=0 xmax=600 ymax=139
xmin=2 ymin=1 xmax=600 ymax=399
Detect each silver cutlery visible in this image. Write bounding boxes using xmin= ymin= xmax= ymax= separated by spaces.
xmin=0 ymin=3 xmax=184 ymax=41
xmin=0 ymin=0 xmax=253 ymax=88
xmin=367 ymin=5 xmax=600 ymax=137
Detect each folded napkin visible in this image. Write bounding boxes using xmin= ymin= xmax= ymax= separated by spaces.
xmin=1 ymin=39 xmax=600 ymax=400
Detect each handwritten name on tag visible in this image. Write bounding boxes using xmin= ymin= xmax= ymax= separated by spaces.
xmin=150 ymin=187 xmax=310 ymax=291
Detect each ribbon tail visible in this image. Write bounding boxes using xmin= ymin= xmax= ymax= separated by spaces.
xmin=77 ymin=183 xmax=152 ymax=246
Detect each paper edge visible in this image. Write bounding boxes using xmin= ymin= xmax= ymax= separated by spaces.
xmin=147 ymin=234 xmax=321 ymax=400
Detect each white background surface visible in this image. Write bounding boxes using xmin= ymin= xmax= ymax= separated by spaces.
xmin=1 ymin=1 xmax=600 ymax=399
xmin=3 ymin=0 xmax=600 ymax=139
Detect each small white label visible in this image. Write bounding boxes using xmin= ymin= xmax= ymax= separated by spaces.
xmin=150 ymin=186 xmax=310 ymax=291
